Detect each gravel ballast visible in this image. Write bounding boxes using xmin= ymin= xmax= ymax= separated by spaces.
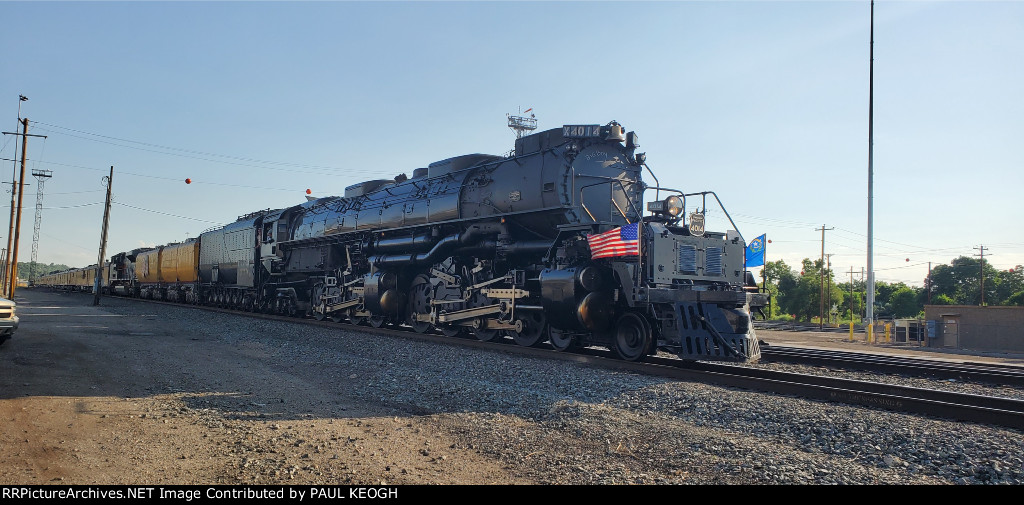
xmin=1 ymin=290 xmax=1021 ymax=485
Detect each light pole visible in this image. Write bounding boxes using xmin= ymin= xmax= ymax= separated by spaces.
xmin=866 ymin=0 xmax=876 ymax=330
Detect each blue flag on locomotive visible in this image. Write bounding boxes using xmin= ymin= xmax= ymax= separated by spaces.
xmin=587 ymin=222 xmax=641 ymax=260
xmin=745 ymin=234 xmax=766 ymax=268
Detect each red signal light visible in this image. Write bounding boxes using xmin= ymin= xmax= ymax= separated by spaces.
xmin=306 ymin=189 xmax=312 ymax=195
xmin=185 ymin=178 xmax=191 ymax=184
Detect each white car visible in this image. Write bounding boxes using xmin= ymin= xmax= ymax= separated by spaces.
xmin=0 ymin=297 xmax=19 ymax=345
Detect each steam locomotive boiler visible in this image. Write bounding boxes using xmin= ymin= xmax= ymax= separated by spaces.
xmin=227 ymin=120 xmax=767 ymax=362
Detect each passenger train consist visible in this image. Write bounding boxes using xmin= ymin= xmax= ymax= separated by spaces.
xmin=38 ymin=121 xmax=766 ymax=362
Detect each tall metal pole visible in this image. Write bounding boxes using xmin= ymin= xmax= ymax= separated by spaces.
xmin=28 ymin=169 xmax=53 ymax=284
xmin=866 ymin=0 xmax=876 ymax=325
xmin=93 ymin=166 xmax=113 ymax=306
xmin=9 ymin=118 xmax=30 ymax=299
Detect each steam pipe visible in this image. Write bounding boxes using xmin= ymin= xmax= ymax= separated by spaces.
xmin=371 ymin=223 xmax=504 ymax=266
xmin=369 ymin=234 xmax=435 ymax=253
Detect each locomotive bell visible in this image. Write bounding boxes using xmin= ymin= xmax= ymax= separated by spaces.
xmin=600 ymin=123 xmax=626 ymax=142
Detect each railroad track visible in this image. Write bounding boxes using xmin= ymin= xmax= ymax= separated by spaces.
xmin=96 ymin=293 xmax=1024 ymax=431
xmin=754 ymin=321 xmax=852 ymax=334
xmin=760 ymin=344 xmax=1024 ymax=386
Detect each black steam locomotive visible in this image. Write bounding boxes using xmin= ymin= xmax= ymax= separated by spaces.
xmin=54 ymin=121 xmax=766 ymax=362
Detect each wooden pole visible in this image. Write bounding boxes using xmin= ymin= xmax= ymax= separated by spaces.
xmin=93 ymin=166 xmax=113 ymax=306
xmin=9 ymin=118 xmax=30 ymax=299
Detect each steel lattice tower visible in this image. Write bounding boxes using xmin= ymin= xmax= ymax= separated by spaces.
xmin=507 ymin=108 xmax=537 ymax=139
xmin=28 ymin=169 xmax=52 ymax=284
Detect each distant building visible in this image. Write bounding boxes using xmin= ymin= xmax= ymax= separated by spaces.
xmin=924 ymin=305 xmax=1024 ymax=354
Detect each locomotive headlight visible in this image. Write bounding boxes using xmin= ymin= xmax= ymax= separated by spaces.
xmin=663 ymin=195 xmax=683 ymax=217
xmin=646 ymin=195 xmax=684 ymax=217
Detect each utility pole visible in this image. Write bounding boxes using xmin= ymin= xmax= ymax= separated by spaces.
xmin=28 ymin=169 xmax=52 ymax=285
xmin=1 ymin=118 xmax=46 ymax=299
xmin=861 ymin=267 xmax=866 ymax=320
xmin=2 ymin=176 xmax=14 ymax=295
xmin=3 ymin=95 xmax=27 ymax=297
xmin=974 ymin=245 xmax=988 ymax=306
xmin=93 ymin=166 xmax=113 ymax=306
xmin=816 ymin=224 xmax=834 ymax=330
xmin=826 ymin=253 xmax=834 ymax=324
xmin=848 ymin=266 xmax=857 ymax=324
xmin=927 ymin=261 xmax=932 ymax=305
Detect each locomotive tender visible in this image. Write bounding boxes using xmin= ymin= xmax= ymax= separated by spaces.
xmin=39 ymin=121 xmax=766 ymax=362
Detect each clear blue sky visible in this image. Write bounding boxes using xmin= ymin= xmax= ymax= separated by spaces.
xmin=1 ymin=1 xmax=1021 ymax=287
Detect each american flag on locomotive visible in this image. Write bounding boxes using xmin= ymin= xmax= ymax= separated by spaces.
xmin=587 ymin=222 xmax=640 ymax=260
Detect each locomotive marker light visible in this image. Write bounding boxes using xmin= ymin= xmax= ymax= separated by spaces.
xmin=306 ymin=189 xmax=312 ymax=195
xmin=185 ymin=178 xmax=191 ymax=184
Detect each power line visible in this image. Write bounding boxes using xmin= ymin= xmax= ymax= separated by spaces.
xmin=30 ymin=121 xmax=397 ymax=178
xmin=22 ymin=159 xmax=314 ymax=193
xmin=41 ymin=231 xmax=93 ymax=252
xmin=42 ymin=202 xmax=103 ymax=210
xmin=112 ymin=202 xmax=223 ymax=224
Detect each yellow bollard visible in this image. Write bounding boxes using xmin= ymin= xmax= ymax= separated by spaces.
xmin=849 ymin=321 xmax=854 ymax=341
xmin=885 ymin=323 xmax=891 ymax=343
xmin=867 ymin=323 xmax=874 ymax=344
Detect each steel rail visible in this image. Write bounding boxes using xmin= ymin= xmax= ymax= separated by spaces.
xmin=761 ymin=345 xmax=1024 ymax=386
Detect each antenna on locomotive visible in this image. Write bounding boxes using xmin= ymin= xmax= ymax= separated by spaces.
xmin=506 ymin=107 xmax=537 ymax=139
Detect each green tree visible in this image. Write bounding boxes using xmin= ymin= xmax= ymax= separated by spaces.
xmin=871 ymin=281 xmax=923 ymax=318
xmin=926 ymin=256 xmax=999 ymax=305
xmin=776 ymin=258 xmax=844 ymax=323
xmin=995 ymin=266 xmax=1024 ymax=305
xmin=1007 ymin=288 xmax=1024 ymax=305
xmin=761 ymin=259 xmax=796 ymax=319
xmin=888 ymin=286 xmax=920 ymax=318
xmin=1006 ymin=291 xmax=1024 ymax=306
xmin=18 ymin=262 xmax=71 ymax=283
